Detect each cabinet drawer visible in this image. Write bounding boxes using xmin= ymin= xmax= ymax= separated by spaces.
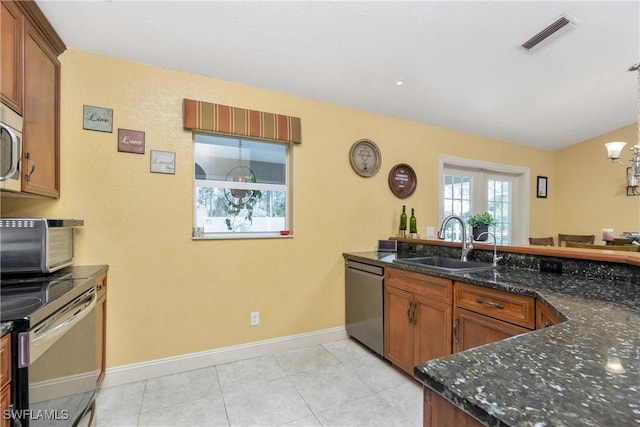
xmin=455 ymin=282 xmax=535 ymax=329
xmin=0 ymin=334 xmax=10 ymax=388
xmin=385 ymin=267 xmax=452 ymax=303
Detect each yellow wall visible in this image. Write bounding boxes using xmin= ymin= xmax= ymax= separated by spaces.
xmin=1 ymin=50 xmax=555 ymax=367
xmin=555 ymin=123 xmax=640 ymax=240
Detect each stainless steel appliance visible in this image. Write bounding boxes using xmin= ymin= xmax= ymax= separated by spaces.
xmin=1 ymin=267 xmax=102 ymax=427
xmin=345 ymin=259 xmax=384 ymax=356
xmin=0 ymin=103 xmax=23 ymax=193
xmin=0 ymin=219 xmax=84 ymax=274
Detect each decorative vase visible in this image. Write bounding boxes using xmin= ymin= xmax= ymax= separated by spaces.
xmin=472 ymin=226 xmax=489 ymax=241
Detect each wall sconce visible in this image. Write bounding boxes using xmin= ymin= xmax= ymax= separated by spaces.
xmin=605 ymin=62 xmax=640 ymax=196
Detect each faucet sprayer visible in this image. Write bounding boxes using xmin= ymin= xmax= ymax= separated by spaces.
xmin=476 ymin=231 xmax=503 ymax=266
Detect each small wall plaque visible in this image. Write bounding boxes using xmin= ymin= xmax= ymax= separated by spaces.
xmin=83 ymin=105 xmax=113 ymax=132
xmin=150 ymin=150 xmax=176 ymax=174
xmin=388 ymin=163 xmax=417 ymax=199
xmin=118 ymin=128 xmax=145 ymax=154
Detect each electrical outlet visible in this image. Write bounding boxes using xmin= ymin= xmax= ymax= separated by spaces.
xmin=540 ymin=258 xmax=563 ymax=274
xmin=250 ymin=311 xmax=260 ymax=326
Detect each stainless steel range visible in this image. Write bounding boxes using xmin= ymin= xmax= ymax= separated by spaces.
xmin=0 ymin=266 xmax=103 ymax=427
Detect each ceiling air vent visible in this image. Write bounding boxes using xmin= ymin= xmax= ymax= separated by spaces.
xmin=521 ymin=15 xmax=576 ymax=52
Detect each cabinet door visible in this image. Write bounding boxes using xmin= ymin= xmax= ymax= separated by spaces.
xmin=454 ymin=307 xmax=529 ymax=353
xmin=536 ymin=299 xmax=564 ymax=329
xmin=384 ymin=284 xmax=414 ymax=374
xmin=22 ymin=19 xmax=60 ymax=198
xmin=414 ymin=294 xmax=452 ymax=365
xmin=424 ymin=388 xmax=482 ymax=427
xmin=1 ymin=0 xmax=23 ymax=113
xmin=0 ymin=334 xmax=10 ymax=427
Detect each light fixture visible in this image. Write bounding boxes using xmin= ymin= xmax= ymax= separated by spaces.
xmin=605 ymin=63 xmax=640 ymax=196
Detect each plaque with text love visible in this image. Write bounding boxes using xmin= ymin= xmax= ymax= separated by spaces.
xmin=118 ymin=129 xmax=145 ymax=154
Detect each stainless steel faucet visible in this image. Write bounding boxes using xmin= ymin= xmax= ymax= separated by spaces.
xmin=437 ymin=215 xmax=473 ymax=261
xmin=476 ymin=231 xmax=503 ymax=266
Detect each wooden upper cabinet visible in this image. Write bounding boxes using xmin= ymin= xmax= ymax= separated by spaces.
xmin=22 ymin=18 xmax=60 ymax=197
xmin=1 ymin=0 xmax=65 ymax=198
xmin=1 ymin=0 xmax=23 ymax=113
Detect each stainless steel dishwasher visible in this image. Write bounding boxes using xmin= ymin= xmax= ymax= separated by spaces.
xmin=345 ymin=259 xmax=384 ymax=356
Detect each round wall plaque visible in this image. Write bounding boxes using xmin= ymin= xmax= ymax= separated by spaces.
xmin=349 ymin=139 xmax=382 ymax=177
xmin=388 ymin=163 xmax=417 ymax=198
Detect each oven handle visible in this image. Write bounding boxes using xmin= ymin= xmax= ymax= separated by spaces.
xmin=30 ymin=289 xmax=96 ymax=364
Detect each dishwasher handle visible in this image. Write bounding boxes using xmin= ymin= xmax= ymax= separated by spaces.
xmin=345 ymin=260 xmax=384 ymax=276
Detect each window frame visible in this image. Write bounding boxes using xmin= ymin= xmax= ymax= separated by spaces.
xmin=439 ymin=155 xmax=530 ymax=245
xmin=192 ymin=131 xmax=293 ymax=240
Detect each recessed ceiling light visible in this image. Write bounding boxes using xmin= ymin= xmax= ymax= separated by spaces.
xmin=395 ymin=80 xmax=404 ymax=87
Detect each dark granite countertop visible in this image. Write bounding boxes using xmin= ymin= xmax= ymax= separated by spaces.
xmin=343 ymin=251 xmax=640 ymax=426
xmin=1 ymin=322 xmax=12 ymax=337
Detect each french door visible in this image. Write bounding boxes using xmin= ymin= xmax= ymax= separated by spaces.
xmin=442 ymin=165 xmax=518 ymax=245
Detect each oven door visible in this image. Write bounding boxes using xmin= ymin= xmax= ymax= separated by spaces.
xmin=16 ymin=289 xmax=98 ymax=427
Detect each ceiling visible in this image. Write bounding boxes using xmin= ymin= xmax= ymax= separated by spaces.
xmin=36 ymin=1 xmax=639 ymax=151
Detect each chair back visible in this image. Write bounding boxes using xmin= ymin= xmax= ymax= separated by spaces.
xmin=529 ymin=237 xmax=554 ymax=246
xmin=557 ymin=234 xmax=595 ymax=246
xmin=565 ymin=242 xmax=639 ymax=252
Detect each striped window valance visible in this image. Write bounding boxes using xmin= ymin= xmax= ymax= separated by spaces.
xmin=183 ymin=98 xmax=302 ymax=144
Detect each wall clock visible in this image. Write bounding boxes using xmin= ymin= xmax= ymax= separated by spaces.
xmin=388 ymin=163 xmax=417 ymax=198
xmin=349 ymin=139 xmax=381 ymax=177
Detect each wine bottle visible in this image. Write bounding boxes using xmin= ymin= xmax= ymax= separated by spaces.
xmin=410 ymin=208 xmax=417 ymax=234
xmin=399 ymin=205 xmax=407 ymax=233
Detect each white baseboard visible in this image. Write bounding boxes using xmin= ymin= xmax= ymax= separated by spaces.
xmin=101 ymin=326 xmax=348 ymax=388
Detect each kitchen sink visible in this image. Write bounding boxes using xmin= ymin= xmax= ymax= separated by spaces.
xmin=393 ymin=256 xmax=496 ymax=272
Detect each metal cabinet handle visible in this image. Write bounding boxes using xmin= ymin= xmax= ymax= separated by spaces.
xmin=453 ymin=317 xmax=459 ymax=344
xmin=406 ymin=302 xmax=418 ymax=324
xmin=411 ymin=302 xmax=417 ymax=325
xmin=476 ymin=296 xmax=504 ymax=309
xmin=24 ymin=152 xmax=36 ymax=183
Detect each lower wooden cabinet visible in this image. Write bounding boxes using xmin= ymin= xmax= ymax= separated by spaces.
xmin=453 ymin=281 xmax=534 ymax=352
xmin=384 ymin=268 xmax=452 ymax=375
xmin=0 ymin=334 xmax=10 ymax=427
xmin=453 ymin=307 xmax=530 ymax=352
xmin=423 ymin=388 xmax=482 ymax=427
xmin=96 ymin=273 xmax=107 ymax=386
xmin=536 ymin=299 xmax=565 ymax=329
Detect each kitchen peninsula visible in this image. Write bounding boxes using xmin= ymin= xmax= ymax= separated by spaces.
xmin=344 ymin=238 xmax=640 ymax=426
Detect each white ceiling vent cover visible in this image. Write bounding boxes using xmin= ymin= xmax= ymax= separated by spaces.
xmin=521 ymin=15 xmax=576 ymax=52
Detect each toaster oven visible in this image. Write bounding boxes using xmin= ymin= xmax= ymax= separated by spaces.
xmin=0 ymin=218 xmax=84 ymax=274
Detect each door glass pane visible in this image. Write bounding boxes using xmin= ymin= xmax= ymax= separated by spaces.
xmin=487 ymin=177 xmax=511 ymax=245
xmin=443 ymin=173 xmax=472 ymax=241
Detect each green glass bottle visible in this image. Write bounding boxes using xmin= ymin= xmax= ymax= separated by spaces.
xmin=399 ymin=205 xmax=407 ymax=233
xmin=410 ymin=208 xmax=417 ymax=234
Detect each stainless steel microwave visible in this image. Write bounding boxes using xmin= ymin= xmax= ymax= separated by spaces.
xmin=0 ymin=102 xmax=23 ymax=193
xmin=0 ymin=218 xmax=84 ymax=274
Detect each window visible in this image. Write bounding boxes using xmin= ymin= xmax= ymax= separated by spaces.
xmin=194 ymin=133 xmax=290 ymax=238
xmin=440 ymin=156 xmax=529 ymax=245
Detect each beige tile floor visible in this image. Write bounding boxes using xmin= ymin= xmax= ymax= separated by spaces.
xmin=95 ymin=338 xmax=423 ymax=427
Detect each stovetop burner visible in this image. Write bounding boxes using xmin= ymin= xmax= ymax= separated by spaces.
xmin=0 ymin=266 xmax=96 ymax=328
xmin=1 ymin=296 xmax=43 ymax=317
